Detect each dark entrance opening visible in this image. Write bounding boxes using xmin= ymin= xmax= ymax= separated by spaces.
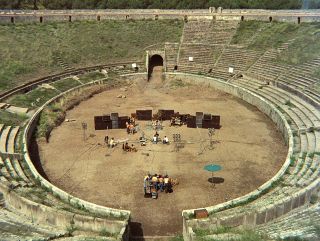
xmin=40 ymin=16 xmax=43 ymax=23
xmin=174 ymin=65 xmax=178 ymax=71
xmin=241 ymin=16 xmax=244 ymax=21
xmin=69 ymin=15 xmax=72 ymax=22
xmin=269 ymin=16 xmax=273 ymax=22
xmin=148 ymin=54 xmax=163 ymax=80
xmin=97 ymin=15 xmax=101 ymax=21
xmin=11 ymin=17 xmax=14 ymax=23
xmin=298 ymin=17 xmax=301 ymax=24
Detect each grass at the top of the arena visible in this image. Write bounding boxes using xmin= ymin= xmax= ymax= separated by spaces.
xmin=0 ymin=19 xmax=183 ymax=93
xmin=231 ymin=20 xmax=299 ymax=49
xmin=7 ymin=87 xmax=59 ymax=108
xmin=51 ymin=78 xmax=81 ymax=92
xmin=278 ymin=22 xmax=320 ymax=64
xmin=231 ymin=20 xmax=320 ymax=64
xmin=0 ymin=110 xmax=28 ymax=126
xmin=78 ymin=72 xmax=106 ymax=84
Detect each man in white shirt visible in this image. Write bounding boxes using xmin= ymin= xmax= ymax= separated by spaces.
xmin=163 ymin=136 xmax=169 ymax=144
xmin=153 ymin=135 xmax=158 ymax=144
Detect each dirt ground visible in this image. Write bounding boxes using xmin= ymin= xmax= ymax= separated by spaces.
xmin=38 ymin=69 xmax=287 ymax=236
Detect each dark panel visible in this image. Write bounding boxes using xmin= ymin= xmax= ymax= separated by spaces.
xmin=202 ymin=119 xmax=214 ymax=128
xmin=110 ymin=113 xmax=119 ymax=121
xmin=212 ymin=115 xmax=221 ymax=129
xmin=187 ymin=116 xmax=196 ymax=128
xmin=203 ymin=113 xmax=212 ymax=120
xmin=119 ymin=116 xmax=130 ymax=128
xmin=94 ymin=116 xmax=112 ymax=130
xmin=158 ymin=109 xmax=175 ymax=120
xmin=136 ymin=110 xmax=152 ymax=120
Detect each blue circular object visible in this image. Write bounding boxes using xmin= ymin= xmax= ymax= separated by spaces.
xmin=204 ymin=164 xmax=222 ymax=172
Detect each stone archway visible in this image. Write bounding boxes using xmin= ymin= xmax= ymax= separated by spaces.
xmin=148 ymin=54 xmax=164 ymax=80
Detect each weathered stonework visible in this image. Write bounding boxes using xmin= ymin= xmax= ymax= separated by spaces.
xmin=0 ymin=9 xmax=320 ymax=24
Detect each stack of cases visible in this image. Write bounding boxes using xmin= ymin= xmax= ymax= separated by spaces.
xmin=136 ymin=110 xmax=152 ymax=120
xmin=202 ymin=113 xmax=212 ymax=128
xmin=157 ymin=110 xmax=175 ymax=120
xmin=196 ymin=112 xmax=203 ymax=128
xmin=94 ymin=115 xmax=112 ymax=130
xmin=212 ymin=115 xmax=221 ymax=129
xmin=119 ymin=116 xmax=130 ymax=128
xmin=111 ymin=113 xmax=119 ymax=129
xmin=187 ymin=115 xmax=196 ymax=128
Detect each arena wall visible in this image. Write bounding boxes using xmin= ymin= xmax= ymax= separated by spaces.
xmin=163 ymin=73 xmax=320 ymax=241
xmin=0 ymin=9 xmax=320 ymax=24
xmin=21 ymin=80 xmax=131 ymax=240
xmin=0 ymin=183 xmax=127 ymax=236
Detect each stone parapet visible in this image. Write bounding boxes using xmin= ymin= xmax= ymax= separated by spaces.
xmin=0 ymin=9 xmax=320 ymax=23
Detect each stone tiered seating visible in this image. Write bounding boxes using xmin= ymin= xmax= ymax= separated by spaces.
xmin=207 ymin=68 xmax=234 ymax=81
xmin=6 ymin=126 xmax=19 ymax=154
xmin=214 ymin=46 xmax=262 ymax=73
xmin=183 ymin=20 xmax=238 ymax=45
xmin=176 ymin=20 xmax=239 ymax=75
xmin=0 ymin=206 xmax=67 ymax=241
xmin=256 ymin=203 xmax=320 ymax=240
xmin=247 ymin=49 xmax=290 ymax=82
xmin=178 ymin=44 xmax=223 ymax=73
xmin=165 ymin=42 xmax=179 ymax=72
xmin=187 ymin=76 xmax=320 ymax=238
xmin=0 ymin=126 xmax=19 ymax=154
xmin=0 ymin=154 xmax=33 ymax=187
xmin=0 ymin=126 xmax=11 ymax=153
xmin=277 ymin=57 xmax=320 ymax=103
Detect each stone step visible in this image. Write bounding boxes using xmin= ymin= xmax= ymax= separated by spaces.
xmin=0 ymin=206 xmax=67 ymax=239
xmin=6 ymin=126 xmax=19 ymax=154
xmin=11 ymin=158 xmax=30 ymax=183
xmin=257 ymin=203 xmax=320 ymax=239
xmin=0 ymin=126 xmax=11 ymax=153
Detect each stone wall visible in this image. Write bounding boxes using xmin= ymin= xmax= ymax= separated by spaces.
xmin=162 ymin=73 xmax=317 ymax=241
xmin=22 ymin=81 xmax=132 ymax=240
xmin=0 ymin=9 xmax=319 ymax=23
xmin=0 ymin=183 xmax=127 ymax=236
xmin=172 ymin=73 xmax=320 ymax=241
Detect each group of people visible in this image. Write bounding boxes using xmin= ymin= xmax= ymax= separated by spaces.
xmin=144 ymin=174 xmax=173 ymax=196
xmin=122 ymin=142 xmax=137 ymax=152
xmin=126 ymin=117 xmax=137 ymax=134
xmin=152 ymin=120 xmax=163 ymax=131
xmin=170 ymin=116 xmax=183 ymax=126
xmin=152 ymin=131 xmax=169 ymax=144
xmin=104 ymin=136 xmax=117 ymax=148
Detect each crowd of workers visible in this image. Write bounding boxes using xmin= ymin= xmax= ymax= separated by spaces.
xmin=126 ymin=117 xmax=137 ymax=134
xmin=144 ymin=174 xmax=173 ymax=198
xmin=123 ymin=142 xmax=137 ymax=152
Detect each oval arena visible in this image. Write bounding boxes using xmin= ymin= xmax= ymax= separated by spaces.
xmin=0 ymin=8 xmax=319 ymax=241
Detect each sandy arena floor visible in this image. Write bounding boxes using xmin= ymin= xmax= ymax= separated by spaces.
xmin=38 ymin=72 xmax=287 ymax=236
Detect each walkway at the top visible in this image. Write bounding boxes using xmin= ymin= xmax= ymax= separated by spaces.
xmin=0 ymin=8 xmax=320 ymax=23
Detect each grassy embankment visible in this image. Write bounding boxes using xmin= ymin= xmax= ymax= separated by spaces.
xmin=232 ymin=21 xmax=320 ymax=65
xmin=0 ymin=19 xmax=183 ymax=93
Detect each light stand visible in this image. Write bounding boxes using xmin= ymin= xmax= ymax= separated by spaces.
xmin=208 ymin=128 xmax=215 ymax=149
xmin=81 ymin=122 xmax=87 ymax=142
xmin=173 ymin=133 xmax=181 ymax=152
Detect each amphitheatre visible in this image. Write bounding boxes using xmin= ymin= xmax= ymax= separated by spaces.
xmin=0 ymin=6 xmax=319 ymax=241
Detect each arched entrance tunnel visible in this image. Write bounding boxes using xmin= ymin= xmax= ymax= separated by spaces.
xmin=148 ymin=54 xmax=164 ymax=80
